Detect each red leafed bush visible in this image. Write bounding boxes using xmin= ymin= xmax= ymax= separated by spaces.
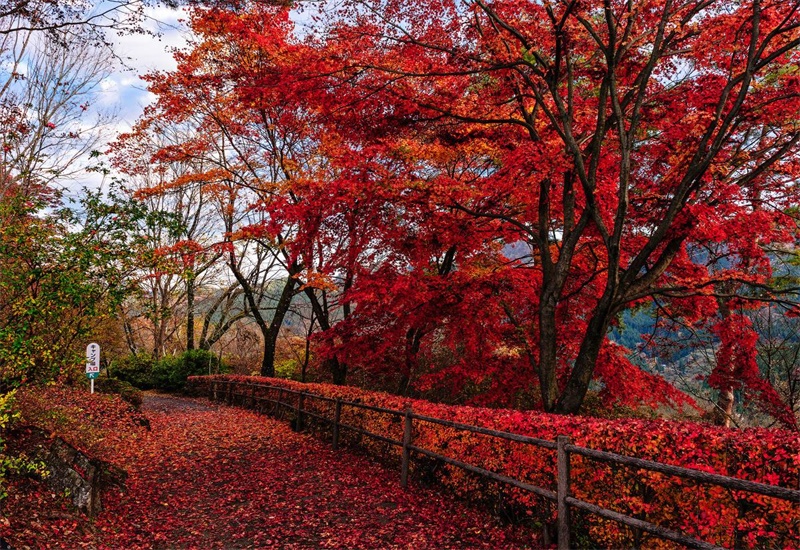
xmin=189 ymin=375 xmax=800 ymax=549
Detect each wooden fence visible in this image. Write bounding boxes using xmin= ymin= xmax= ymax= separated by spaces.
xmin=193 ymin=377 xmax=800 ymax=550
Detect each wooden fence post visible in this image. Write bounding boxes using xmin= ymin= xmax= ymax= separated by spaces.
xmin=251 ymin=385 xmax=256 ymax=409
xmin=296 ymin=392 xmax=305 ymax=432
xmin=557 ymin=435 xmax=572 ymax=550
xmin=401 ymin=408 xmax=413 ymax=487
xmin=332 ymin=399 xmax=342 ymax=450
xmin=227 ymin=381 xmax=232 ymax=405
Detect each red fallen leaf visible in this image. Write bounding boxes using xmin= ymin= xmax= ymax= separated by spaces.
xmin=4 ymin=388 xmax=537 ymax=549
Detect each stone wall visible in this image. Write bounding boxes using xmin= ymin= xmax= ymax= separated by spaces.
xmin=25 ymin=428 xmax=126 ymax=516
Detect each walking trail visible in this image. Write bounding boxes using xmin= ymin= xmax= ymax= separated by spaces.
xmin=76 ymin=393 xmax=534 ymax=549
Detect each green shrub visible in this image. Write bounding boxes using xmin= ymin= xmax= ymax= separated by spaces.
xmin=182 ymin=349 xmax=226 ymax=377
xmin=112 ymin=351 xmax=227 ymax=393
xmin=109 ymin=354 xmax=155 ymax=390
xmin=151 ymin=349 xmax=226 ymax=392
xmin=275 ymin=358 xmax=302 ymax=381
xmin=94 ymin=377 xmax=143 ymax=408
xmin=0 ymin=390 xmax=18 ymax=499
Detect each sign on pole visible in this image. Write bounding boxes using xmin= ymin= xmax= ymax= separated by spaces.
xmin=86 ymin=343 xmax=100 ymax=393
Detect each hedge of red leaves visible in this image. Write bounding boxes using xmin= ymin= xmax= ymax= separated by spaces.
xmin=14 ymin=385 xmax=149 ymax=469
xmin=189 ymin=375 xmax=800 ymax=549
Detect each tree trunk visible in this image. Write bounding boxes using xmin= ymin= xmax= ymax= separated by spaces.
xmin=398 ymin=327 xmax=424 ymax=396
xmin=713 ymin=389 xmax=735 ymax=427
xmin=328 ymin=357 xmax=347 ymax=385
xmin=537 ymin=293 xmax=560 ymax=412
xmin=304 ymin=287 xmax=348 ymax=385
xmin=122 ymin=316 xmax=138 ymax=355
xmin=712 ymin=293 xmax=737 ymax=427
xmin=261 ymin=273 xmax=297 ymax=377
xmin=301 ymin=311 xmax=315 ymax=383
xmin=554 ymin=286 xmax=617 ymax=414
xmin=153 ymin=317 xmax=166 ymax=360
xmin=301 ymin=335 xmax=311 ymax=383
xmin=198 ymin=284 xmax=245 ymax=351
xmin=229 ymin=252 xmax=299 ymax=378
xmin=186 ymin=275 xmax=195 ymax=351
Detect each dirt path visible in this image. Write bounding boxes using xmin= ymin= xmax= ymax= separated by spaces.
xmin=142 ymin=392 xmax=218 ymax=413
xmin=87 ymin=393 xmax=535 ymax=549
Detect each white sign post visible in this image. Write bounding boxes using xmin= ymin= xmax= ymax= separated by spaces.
xmin=86 ymin=343 xmax=100 ymax=394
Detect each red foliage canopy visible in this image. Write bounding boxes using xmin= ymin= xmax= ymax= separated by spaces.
xmin=120 ymin=0 xmax=800 ymax=421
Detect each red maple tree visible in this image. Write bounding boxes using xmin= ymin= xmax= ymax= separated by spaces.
xmin=308 ymin=0 xmax=800 ymax=421
xmin=120 ymin=0 xmax=800 ymax=423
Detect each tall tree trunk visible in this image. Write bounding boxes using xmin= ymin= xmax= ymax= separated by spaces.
xmin=328 ymin=358 xmax=347 ymax=385
xmin=537 ymin=292 xmax=560 ymax=412
xmin=153 ymin=317 xmax=166 ymax=360
xmin=229 ymin=252 xmax=300 ymax=378
xmin=186 ymin=275 xmax=195 ymax=351
xmin=198 ymin=284 xmax=246 ymax=351
xmin=301 ymin=311 xmax=315 ymax=383
xmin=398 ymin=327 xmax=425 ymax=396
xmin=122 ymin=315 xmax=138 ymax=355
xmin=713 ymin=389 xmax=736 ymax=427
xmin=304 ymin=287 xmax=347 ymax=385
xmin=261 ymin=273 xmax=298 ymax=377
xmin=301 ymin=333 xmax=311 ymax=383
xmin=397 ymin=246 xmax=456 ymax=396
xmin=555 ymin=286 xmax=617 ymax=414
xmin=712 ymin=293 xmax=736 ymax=427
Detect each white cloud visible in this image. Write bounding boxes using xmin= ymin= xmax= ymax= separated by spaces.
xmin=110 ymin=5 xmax=189 ymax=121
xmin=62 ymin=6 xmax=190 ymax=192
xmin=99 ymin=78 xmax=117 ymax=91
xmin=123 ymin=6 xmax=187 ymax=66
xmin=0 ymin=59 xmax=27 ymax=75
xmin=96 ymin=77 xmax=127 ymax=109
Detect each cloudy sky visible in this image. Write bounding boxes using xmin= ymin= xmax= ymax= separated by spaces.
xmin=86 ymin=4 xmax=319 ymax=181
xmin=62 ymin=5 xmax=190 ymax=192
xmin=101 ymin=3 xmax=321 ymax=128
xmin=78 ymin=3 xmax=322 ymax=192
xmin=104 ymin=6 xmax=188 ymax=134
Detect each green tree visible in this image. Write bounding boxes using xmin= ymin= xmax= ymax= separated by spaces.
xmin=0 ymin=186 xmax=146 ymax=389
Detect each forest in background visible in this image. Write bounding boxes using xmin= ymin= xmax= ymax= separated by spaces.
xmin=0 ymin=0 xmax=799 ymax=433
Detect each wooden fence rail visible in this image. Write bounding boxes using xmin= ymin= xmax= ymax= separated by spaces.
xmin=195 ymin=378 xmax=800 ymax=550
